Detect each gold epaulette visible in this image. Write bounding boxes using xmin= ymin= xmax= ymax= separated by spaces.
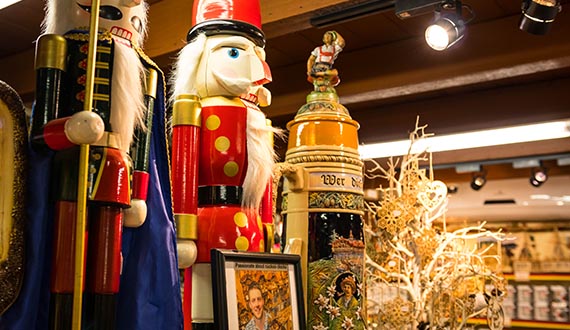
xmin=64 ymin=29 xmax=113 ymax=42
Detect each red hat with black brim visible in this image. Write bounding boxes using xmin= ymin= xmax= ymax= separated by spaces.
xmin=187 ymin=0 xmax=265 ymax=48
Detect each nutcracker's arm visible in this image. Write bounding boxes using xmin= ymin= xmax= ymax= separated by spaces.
xmin=30 ymin=34 xmax=104 ymax=152
xmin=124 ymin=68 xmax=158 ymax=227
xmin=171 ymin=94 xmax=201 ymax=268
xmin=30 ymin=34 xmax=67 ymax=150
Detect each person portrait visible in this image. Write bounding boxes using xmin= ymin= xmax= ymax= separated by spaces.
xmin=337 ymin=275 xmax=359 ymax=310
xmin=245 ymin=283 xmax=272 ymax=330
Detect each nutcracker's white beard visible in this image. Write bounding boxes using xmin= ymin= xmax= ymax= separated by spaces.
xmin=110 ymin=41 xmax=146 ymax=151
xmin=243 ymin=108 xmax=280 ymax=210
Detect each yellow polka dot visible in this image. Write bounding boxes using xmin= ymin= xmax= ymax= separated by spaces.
xmin=257 ymin=216 xmax=263 ymax=231
xmin=259 ymin=239 xmax=265 ymax=251
xmin=235 ymin=236 xmax=249 ymax=251
xmin=205 ymin=115 xmax=221 ymax=130
xmin=215 ymin=136 xmax=230 ymax=152
xmin=234 ymin=212 xmax=248 ymax=228
xmin=224 ymin=161 xmax=239 ymax=177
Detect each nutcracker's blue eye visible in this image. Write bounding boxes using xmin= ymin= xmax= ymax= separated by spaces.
xmin=227 ymin=48 xmax=240 ymax=59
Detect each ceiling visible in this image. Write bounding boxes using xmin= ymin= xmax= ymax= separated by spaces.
xmin=0 ymin=0 xmax=569 ymax=223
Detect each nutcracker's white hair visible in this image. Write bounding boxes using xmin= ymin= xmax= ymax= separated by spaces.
xmin=169 ymin=33 xmax=207 ymax=103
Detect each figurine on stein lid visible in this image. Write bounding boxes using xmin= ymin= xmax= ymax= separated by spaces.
xmin=13 ymin=0 xmax=182 ymax=329
xmin=170 ymin=0 xmax=279 ymax=328
xmin=279 ymin=31 xmax=367 ymax=329
xmin=307 ymin=30 xmax=345 ymax=93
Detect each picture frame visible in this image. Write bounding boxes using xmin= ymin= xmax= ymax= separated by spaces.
xmin=211 ymin=249 xmax=305 ymax=330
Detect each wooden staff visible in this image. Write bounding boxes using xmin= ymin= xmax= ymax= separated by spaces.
xmin=72 ymin=0 xmax=101 ymax=328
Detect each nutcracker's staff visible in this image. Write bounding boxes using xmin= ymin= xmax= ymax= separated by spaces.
xmin=73 ymin=1 xmax=101 ymax=328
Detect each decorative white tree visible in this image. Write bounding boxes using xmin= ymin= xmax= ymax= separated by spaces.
xmin=364 ymin=119 xmax=506 ymax=330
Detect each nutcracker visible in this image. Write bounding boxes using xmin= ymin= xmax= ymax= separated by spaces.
xmin=170 ymin=0 xmax=277 ymax=328
xmin=30 ymin=0 xmax=180 ymax=328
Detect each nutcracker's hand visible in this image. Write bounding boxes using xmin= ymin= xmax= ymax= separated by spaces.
xmin=123 ymin=198 xmax=147 ymax=228
xmin=64 ymin=111 xmax=105 ymax=145
xmin=177 ymin=239 xmax=197 ymax=269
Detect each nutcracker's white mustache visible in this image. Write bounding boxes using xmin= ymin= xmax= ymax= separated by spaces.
xmin=210 ymin=70 xmax=251 ymax=96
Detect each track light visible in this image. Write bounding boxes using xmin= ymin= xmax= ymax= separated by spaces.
xmin=519 ymin=0 xmax=562 ymax=35
xmin=530 ymin=166 xmax=548 ymax=187
xmin=425 ymin=0 xmax=472 ymax=51
xmin=310 ymin=0 xmax=395 ymax=27
xmin=447 ymin=185 xmax=458 ymax=194
xmin=470 ymin=171 xmax=487 ymax=191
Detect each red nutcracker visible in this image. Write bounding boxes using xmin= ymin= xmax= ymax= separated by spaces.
xmin=31 ymin=0 xmax=164 ymax=328
xmin=170 ymin=0 xmax=277 ymax=327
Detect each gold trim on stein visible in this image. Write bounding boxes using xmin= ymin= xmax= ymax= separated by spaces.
xmin=285 ymin=144 xmax=361 ymax=156
xmin=285 ymin=155 xmax=363 ymax=168
xmin=308 ymin=191 xmax=364 ymax=211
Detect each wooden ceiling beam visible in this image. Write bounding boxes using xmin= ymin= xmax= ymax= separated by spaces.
xmin=2 ymin=0 xmax=357 ymax=101
xmin=266 ymin=11 xmax=570 ymax=118
xmin=144 ymin=0 xmax=361 ymax=60
xmin=146 ymin=0 xmax=368 ymax=55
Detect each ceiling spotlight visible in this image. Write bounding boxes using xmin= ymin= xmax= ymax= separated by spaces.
xmin=530 ymin=166 xmax=548 ymax=187
xmin=425 ymin=0 xmax=473 ymax=51
xmin=470 ymin=171 xmax=487 ymax=191
xmin=519 ymin=0 xmax=562 ymax=35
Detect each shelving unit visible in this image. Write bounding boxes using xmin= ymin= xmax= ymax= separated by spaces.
xmin=472 ymin=273 xmax=570 ymax=329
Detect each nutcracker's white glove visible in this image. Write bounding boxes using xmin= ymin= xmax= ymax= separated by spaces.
xmin=123 ymin=198 xmax=147 ymax=228
xmin=177 ymin=239 xmax=197 ymax=269
xmin=64 ymin=111 xmax=105 ymax=145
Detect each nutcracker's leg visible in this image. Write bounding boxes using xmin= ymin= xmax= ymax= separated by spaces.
xmin=84 ymin=205 xmax=123 ymax=330
xmin=49 ymin=200 xmax=84 ymax=330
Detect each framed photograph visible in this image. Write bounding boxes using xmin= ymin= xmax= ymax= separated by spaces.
xmin=211 ymin=249 xmax=305 ymax=330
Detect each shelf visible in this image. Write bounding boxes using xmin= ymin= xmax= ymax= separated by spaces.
xmin=504 ymin=273 xmax=570 ymax=282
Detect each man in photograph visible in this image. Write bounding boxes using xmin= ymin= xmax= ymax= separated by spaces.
xmin=245 ymin=284 xmax=271 ymax=330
